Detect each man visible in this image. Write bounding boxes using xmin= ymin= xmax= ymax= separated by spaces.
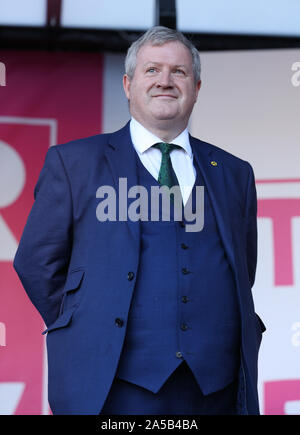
xmin=14 ymin=26 xmax=265 ymax=415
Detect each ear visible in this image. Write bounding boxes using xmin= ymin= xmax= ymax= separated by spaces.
xmin=123 ymin=74 xmax=131 ymax=100
xmin=194 ymin=80 xmax=201 ymax=102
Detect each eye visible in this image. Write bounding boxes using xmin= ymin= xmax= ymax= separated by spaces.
xmin=146 ymin=67 xmax=157 ymax=73
xmin=174 ymin=68 xmax=185 ymax=75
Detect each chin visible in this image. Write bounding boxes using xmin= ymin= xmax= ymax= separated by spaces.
xmin=151 ymin=110 xmax=179 ymax=121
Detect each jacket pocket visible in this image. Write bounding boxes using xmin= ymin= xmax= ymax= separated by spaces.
xmin=63 ymin=269 xmax=85 ymax=294
xmin=42 ymin=307 xmax=75 ymax=335
xmin=59 ymin=269 xmax=85 ymax=315
xmin=43 ymin=269 xmax=85 ymax=335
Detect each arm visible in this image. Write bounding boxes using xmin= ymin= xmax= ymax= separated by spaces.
xmin=13 ymin=146 xmax=73 ymax=327
xmin=244 ymin=163 xmax=258 ymax=289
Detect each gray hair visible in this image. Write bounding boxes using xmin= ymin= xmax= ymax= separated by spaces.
xmin=125 ymin=26 xmax=201 ymax=83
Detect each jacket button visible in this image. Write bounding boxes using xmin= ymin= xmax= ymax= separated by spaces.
xmin=176 ymin=351 xmax=183 ymax=359
xmin=182 ymin=267 xmax=190 ymax=275
xmin=179 ymin=221 xmax=185 ymax=228
xmin=115 ymin=318 xmax=124 ymax=327
xmin=181 ymin=296 xmax=189 ymax=303
xmin=181 ymin=243 xmax=188 ymax=250
xmin=127 ymin=271 xmax=135 ymax=281
xmin=180 ymin=323 xmax=188 ymax=331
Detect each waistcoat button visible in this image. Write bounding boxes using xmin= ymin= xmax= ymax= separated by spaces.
xmin=180 ymin=323 xmax=188 ymax=331
xmin=127 ymin=271 xmax=135 ymax=281
xmin=115 ymin=318 xmax=124 ymax=327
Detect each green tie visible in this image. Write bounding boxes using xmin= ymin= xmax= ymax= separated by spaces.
xmin=153 ymin=142 xmax=181 ymax=188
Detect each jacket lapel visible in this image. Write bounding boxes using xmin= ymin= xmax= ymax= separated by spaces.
xmin=190 ymin=135 xmax=236 ymax=272
xmin=104 ymin=122 xmax=141 ymax=250
xmin=103 ymin=125 xmax=236 ymax=271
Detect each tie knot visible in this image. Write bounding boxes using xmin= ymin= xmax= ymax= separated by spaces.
xmin=153 ymin=142 xmax=181 ymax=155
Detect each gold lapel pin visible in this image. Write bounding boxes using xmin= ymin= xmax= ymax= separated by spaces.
xmin=210 ymin=161 xmax=218 ymax=166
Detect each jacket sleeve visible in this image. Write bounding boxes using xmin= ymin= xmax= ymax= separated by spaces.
xmin=244 ymin=162 xmax=258 ymax=289
xmin=13 ymin=146 xmax=73 ymax=327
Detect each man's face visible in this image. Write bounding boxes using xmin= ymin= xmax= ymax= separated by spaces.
xmin=123 ymin=41 xmax=201 ymax=133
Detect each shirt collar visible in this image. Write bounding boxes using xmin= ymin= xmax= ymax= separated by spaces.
xmin=130 ymin=117 xmax=192 ymax=158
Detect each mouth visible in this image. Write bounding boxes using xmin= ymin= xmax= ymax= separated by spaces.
xmin=152 ymin=94 xmax=177 ymax=99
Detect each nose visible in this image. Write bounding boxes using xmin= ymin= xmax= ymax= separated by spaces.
xmin=156 ymin=69 xmax=174 ymax=88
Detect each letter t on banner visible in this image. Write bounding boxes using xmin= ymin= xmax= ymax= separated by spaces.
xmin=264 ymin=380 xmax=300 ymax=414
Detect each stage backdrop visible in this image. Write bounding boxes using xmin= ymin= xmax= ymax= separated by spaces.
xmin=0 ymin=47 xmax=299 ymax=414
xmin=0 ymin=50 xmax=103 ymax=414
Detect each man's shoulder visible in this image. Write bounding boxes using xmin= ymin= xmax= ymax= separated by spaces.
xmin=191 ymin=135 xmax=252 ymax=172
xmin=50 ymin=123 xmax=129 ymax=160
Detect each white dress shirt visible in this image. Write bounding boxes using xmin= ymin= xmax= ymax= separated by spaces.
xmin=129 ymin=117 xmax=196 ymax=206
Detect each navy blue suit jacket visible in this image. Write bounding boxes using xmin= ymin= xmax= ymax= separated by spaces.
xmin=14 ymin=122 xmax=265 ymax=414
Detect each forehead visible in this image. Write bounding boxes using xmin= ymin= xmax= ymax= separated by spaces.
xmin=136 ymin=41 xmax=193 ymax=68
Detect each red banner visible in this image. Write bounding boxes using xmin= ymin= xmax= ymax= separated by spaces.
xmin=0 ymin=50 xmax=103 ymax=414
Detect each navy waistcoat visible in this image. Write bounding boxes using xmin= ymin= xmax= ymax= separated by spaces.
xmin=116 ymin=150 xmax=241 ymax=395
